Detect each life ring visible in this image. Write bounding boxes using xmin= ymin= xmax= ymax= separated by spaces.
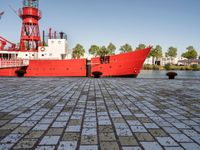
xmin=40 ymin=47 xmax=45 ymax=52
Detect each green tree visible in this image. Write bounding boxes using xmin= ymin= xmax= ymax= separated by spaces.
xmin=181 ymin=46 xmax=197 ymax=59
xmin=97 ymin=46 xmax=109 ymax=56
xmin=120 ymin=43 xmax=132 ymax=53
xmin=136 ymin=44 xmax=146 ymax=50
xmin=149 ymin=45 xmax=163 ymax=64
xmin=72 ymin=44 xmax=85 ymax=59
xmin=165 ymin=47 xmax=177 ymax=57
xmin=89 ymin=45 xmax=100 ymax=57
xmin=107 ymin=43 xmax=116 ymax=55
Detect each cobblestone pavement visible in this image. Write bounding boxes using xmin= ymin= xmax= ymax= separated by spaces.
xmin=0 ymin=78 xmax=200 ymax=150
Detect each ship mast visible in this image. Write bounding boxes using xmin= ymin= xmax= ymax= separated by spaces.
xmin=19 ymin=0 xmax=41 ymax=51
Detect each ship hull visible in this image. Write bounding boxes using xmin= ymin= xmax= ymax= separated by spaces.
xmin=0 ymin=48 xmax=151 ymax=77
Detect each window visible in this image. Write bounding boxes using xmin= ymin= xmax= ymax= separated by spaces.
xmin=100 ymin=56 xmax=110 ymax=64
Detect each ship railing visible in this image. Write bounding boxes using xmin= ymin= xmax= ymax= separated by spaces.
xmin=0 ymin=59 xmax=29 ymax=68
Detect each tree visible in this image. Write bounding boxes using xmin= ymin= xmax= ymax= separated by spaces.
xmin=72 ymin=44 xmax=85 ymax=59
xmin=97 ymin=46 xmax=109 ymax=56
xmin=165 ymin=47 xmax=177 ymax=57
xmin=107 ymin=43 xmax=116 ymax=55
xmin=136 ymin=44 xmax=146 ymax=50
xmin=181 ymin=46 xmax=197 ymax=59
xmin=120 ymin=43 xmax=132 ymax=53
xmin=149 ymin=45 xmax=163 ymax=65
xmin=89 ymin=45 xmax=100 ymax=57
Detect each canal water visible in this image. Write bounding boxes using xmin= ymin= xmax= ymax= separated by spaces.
xmin=138 ymin=70 xmax=200 ymax=79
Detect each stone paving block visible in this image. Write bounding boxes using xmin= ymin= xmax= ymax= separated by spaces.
xmin=0 ymin=120 xmax=9 ymax=127
xmin=58 ymin=141 xmax=77 ymax=150
xmin=83 ymin=122 xmax=96 ymax=128
xmin=2 ymin=115 xmax=16 ymax=120
xmin=79 ymin=145 xmax=98 ymax=150
xmin=181 ymin=142 xmax=200 ymax=150
xmin=81 ymin=135 xmax=97 ymax=144
xmin=156 ymin=137 xmax=179 ymax=146
xmin=13 ymin=138 xmax=37 ymax=149
xmin=116 ymin=127 xmax=133 ymax=136
xmin=99 ymin=132 xmax=116 ymax=141
xmin=1 ymin=133 xmax=23 ymax=144
xmin=84 ymin=116 xmax=96 ymax=122
xmin=24 ymin=131 xmax=44 ymax=139
xmin=20 ymin=120 xmax=38 ymax=127
xmin=112 ymin=117 xmax=126 ymax=123
xmin=0 ymin=143 xmax=13 ymax=150
xmin=39 ymin=118 xmax=54 ymax=124
xmin=135 ymin=133 xmax=154 ymax=141
xmin=71 ymin=115 xmax=82 ymax=120
xmin=68 ymin=119 xmax=82 ymax=126
xmin=10 ymin=117 xmax=26 ymax=124
xmin=35 ymin=145 xmax=55 ymax=150
xmin=39 ymin=135 xmax=60 ymax=145
xmin=62 ymin=132 xmax=80 ymax=141
xmin=46 ymin=128 xmax=64 ymax=136
xmin=119 ymin=136 xmax=138 ymax=146
xmin=51 ymin=121 xmax=67 ymax=128
xmin=28 ymin=115 xmax=43 ymax=121
xmin=172 ymin=122 xmax=190 ymax=129
xmin=131 ymin=126 xmax=147 ymax=133
xmin=135 ymin=114 xmax=146 ymax=118
xmin=98 ymin=116 xmax=110 ymax=120
xmin=100 ymin=141 xmax=120 ymax=150
xmin=98 ymin=125 xmax=113 ymax=133
xmin=33 ymin=124 xmax=49 ymax=131
xmin=122 ymin=146 xmax=142 ymax=150
xmin=164 ymin=147 xmax=184 ymax=150
xmin=170 ymin=133 xmax=192 ymax=142
xmin=127 ymin=120 xmax=142 ymax=126
xmin=148 ymin=129 xmax=167 ymax=137
xmin=124 ymin=116 xmax=136 ymax=120
xmin=0 ymin=123 xmax=19 ymax=130
xmin=0 ymin=130 xmax=12 ymax=139
xmin=192 ymin=125 xmax=200 ymax=132
xmin=137 ymin=117 xmax=152 ymax=123
xmin=12 ymin=127 xmax=31 ymax=134
xmin=65 ymin=125 xmax=81 ymax=132
xmin=140 ymin=142 xmax=163 ymax=150
xmin=98 ymin=119 xmax=112 ymax=125
xmin=82 ymin=128 xmax=97 ymax=136
xmin=143 ymin=123 xmax=159 ymax=129
xmin=182 ymin=120 xmax=198 ymax=126
xmin=162 ymin=127 xmax=181 ymax=134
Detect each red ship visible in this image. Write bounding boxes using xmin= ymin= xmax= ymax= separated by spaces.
xmin=0 ymin=0 xmax=151 ymax=78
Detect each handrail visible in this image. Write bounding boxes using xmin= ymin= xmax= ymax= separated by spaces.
xmin=0 ymin=59 xmax=29 ymax=68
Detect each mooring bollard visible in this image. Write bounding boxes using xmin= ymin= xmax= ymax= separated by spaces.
xmin=166 ymin=72 xmax=177 ymax=79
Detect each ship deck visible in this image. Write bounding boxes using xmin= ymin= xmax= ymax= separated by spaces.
xmin=0 ymin=78 xmax=200 ymax=150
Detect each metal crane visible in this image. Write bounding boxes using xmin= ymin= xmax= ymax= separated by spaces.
xmin=0 ymin=36 xmax=16 ymax=51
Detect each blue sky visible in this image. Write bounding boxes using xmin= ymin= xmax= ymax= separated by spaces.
xmin=0 ymin=0 xmax=200 ymax=56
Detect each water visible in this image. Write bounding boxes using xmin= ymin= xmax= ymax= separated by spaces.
xmin=138 ymin=70 xmax=200 ymax=79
